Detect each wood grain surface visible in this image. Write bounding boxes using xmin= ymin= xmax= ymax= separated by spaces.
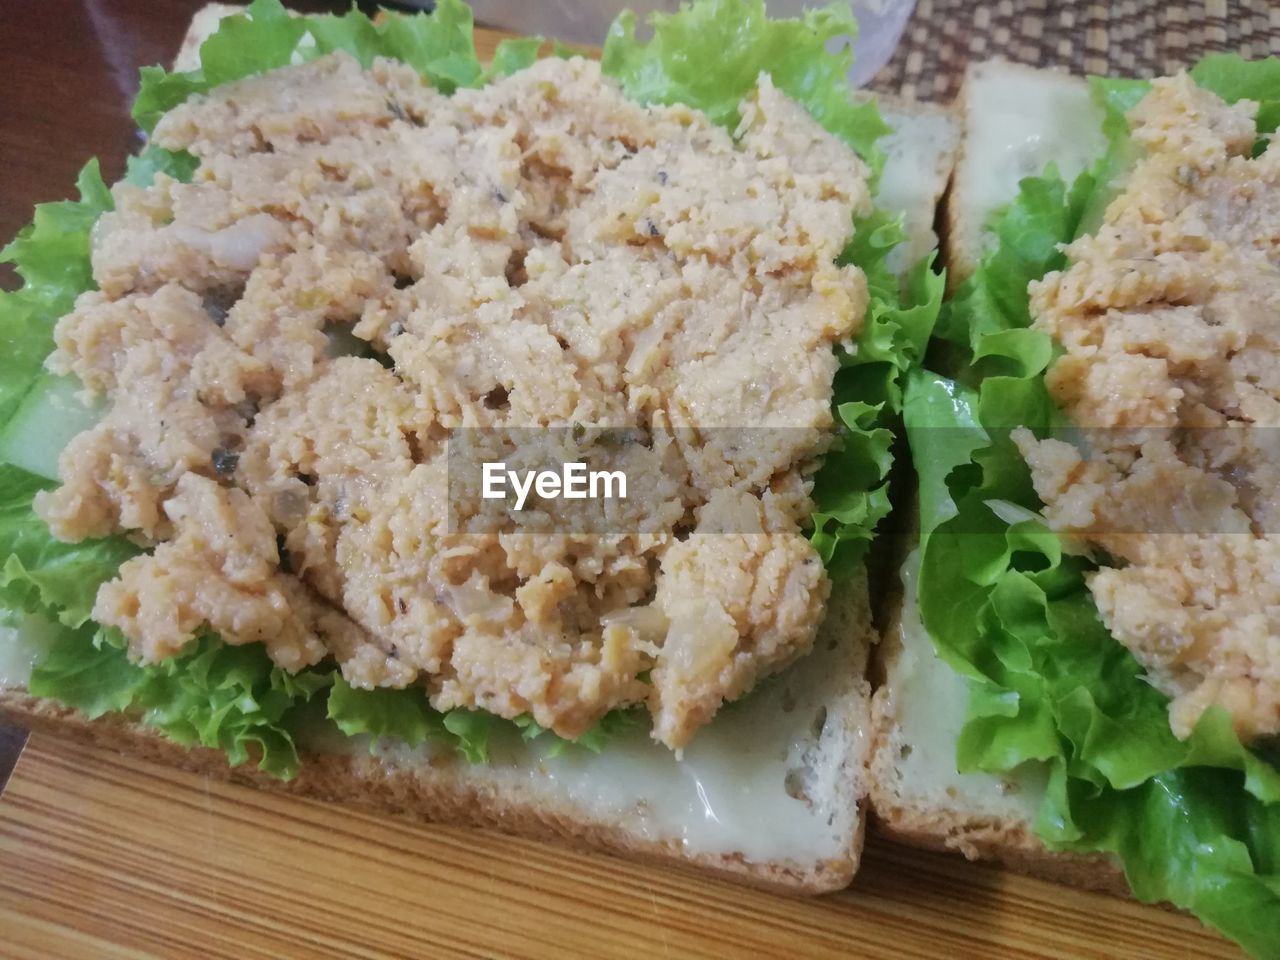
xmin=0 ymin=3 xmax=1247 ymax=958
xmin=0 ymin=735 xmax=1240 ymax=959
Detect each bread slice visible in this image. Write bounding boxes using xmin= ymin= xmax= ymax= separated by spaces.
xmin=943 ymin=60 xmax=1106 ymax=288
xmin=1 ymin=574 xmax=874 ymax=893
xmin=867 ymin=546 xmax=1127 ymax=896
xmin=0 ymin=4 xmax=960 ymax=895
xmin=869 ymin=61 xmax=1126 ymax=894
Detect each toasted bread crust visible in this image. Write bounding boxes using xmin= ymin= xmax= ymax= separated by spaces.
xmin=940 ymin=76 xmax=974 ymax=292
xmin=870 ymin=809 xmax=1127 ymax=897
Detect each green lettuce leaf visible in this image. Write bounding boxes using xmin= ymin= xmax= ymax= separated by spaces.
xmin=908 ymin=59 xmax=1280 ymax=956
xmin=326 ymin=674 xmax=446 ymax=747
xmin=602 ymin=2 xmax=940 ymax=573
xmin=197 ymin=0 xmax=311 ymax=87
xmin=126 ymin=631 xmax=328 ymax=776
xmin=935 ymin=164 xmax=1094 ymax=368
xmin=809 ymin=399 xmax=894 ymax=577
xmin=124 ymin=144 xmax=201 ymax=188
xmin=28 ymin=623 xmax=328 ymax=780
xmin=0 ymin=159 xmax=110 ymax=300
xmin=509 ymin=709 xmax=644 ymax=756
xmin=133 ymin=0 xmax=486 ymax=133
xmin=602 ymin=0 xmax=890 ymax=177
xmin=839 ymin=210 xmax=944 ymax=409
xmin=809 ymin=210 xmax=944 ymax=575
xmin=1190 ymin=53 xmax=1280 ymax=139
xmin=812 ymin=234 xmax=943 ymax=575
xmin=328 ymin=675 xmax=641 ymax=763
xmin=0 ymin=466 xmax=139 ymax=626
xmin=567 ymin=707 xmax=647 ymax=753
xmin=481 ymin=36 xmax=545 ymax=82
xmin=26 ymin=623 xmax=147 ymax=719
xmin=441 ymin=709 xmax=507 ymax=762
xmin=303 ymin=9 xmax=384 ymax=65
xmin=0 ymin=160 xmax=112 ymax=431
xmin=552 ymin=41 xmax=591 ymax=61
xmin=371 ymin=0 xmax=483 ymax=90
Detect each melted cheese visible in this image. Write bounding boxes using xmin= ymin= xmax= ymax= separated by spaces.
xmin=0 ymin=613 xmax=61 ymax=690
xmin=315 ymin=655 xmax=858 ymax=863
xmin=521 ymin=677 xmax=857 ymax=860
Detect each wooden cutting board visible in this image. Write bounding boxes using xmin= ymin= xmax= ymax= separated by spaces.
xmin=0 ymin=735 xmax=1237 ymax=959
xmin=0 ymin=16 xmax=1245 ymax=960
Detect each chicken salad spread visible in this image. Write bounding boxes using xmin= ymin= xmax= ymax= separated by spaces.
xmin=36 ymin=53 xmax=873 ymax=749
xmin=1015 ymin=75 xmax=1280 ymax=743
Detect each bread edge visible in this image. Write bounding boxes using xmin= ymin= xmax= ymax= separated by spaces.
xmin=940 ymin=62 xmax=979 ymax=290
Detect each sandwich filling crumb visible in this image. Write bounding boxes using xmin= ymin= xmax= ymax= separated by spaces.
xmin=35 ymin=54 xmax=872 ymax=749
xmin=1016 ymin=74 xmax=1280 ymax=743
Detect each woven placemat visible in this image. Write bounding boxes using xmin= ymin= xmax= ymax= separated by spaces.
xmin=869 ymin=0 xmax=1280 ymax=102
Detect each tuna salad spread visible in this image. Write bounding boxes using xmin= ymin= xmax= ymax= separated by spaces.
xmin=34 ymin=53 xmax=873 ymax=749
xmin=1014 ymin=75 xmax=1280 ymax=743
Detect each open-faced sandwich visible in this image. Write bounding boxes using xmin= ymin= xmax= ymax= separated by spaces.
xmin=0 ymin=0 xmax=957 ymax=892
xmin=871 ymin=57 xmax=1280 ymax=955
